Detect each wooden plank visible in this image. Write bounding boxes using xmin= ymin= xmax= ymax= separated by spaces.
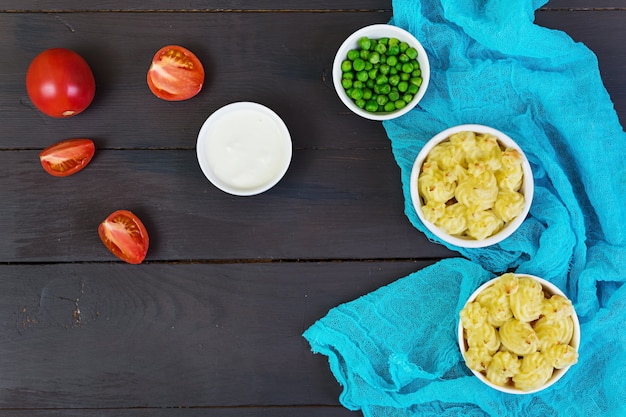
xmin=0 ymin=408 xmax=355 ymax=417
xmin=535 ymin=11 xmax=626 ymax=124
xmin=1 ymin=12 xmax=393 ymax=151
xmin=2 ymin=10 xmax=624 ymax=152
xmin=0 ymin=261 xmax=433 ymax=409
xmin=544 ymin=0 xmax=626 ymax=9
xmin=2 ymin=0 xmax=625 ymax=12
xmin=0 ymin=148 xmax=453 ymax=262
xmin=1 ymin=1 xmax=391 ymax=12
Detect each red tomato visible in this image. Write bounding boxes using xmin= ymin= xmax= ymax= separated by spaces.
xmin=98 ymin=210 xmax=150 ymax=264
xmin=26 ymin=48 xmax=96 ymax=118
xmin=147 ymin=45 xmax=204 ymax=101
xmin=39 ymin=138 xmax=95 ymax=177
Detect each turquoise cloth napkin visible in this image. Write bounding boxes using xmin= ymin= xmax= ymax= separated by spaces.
xmin=304 ymin=0 xmax=626 ymax=416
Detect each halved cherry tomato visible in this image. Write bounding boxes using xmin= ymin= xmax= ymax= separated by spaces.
xmin=147 ymin=45 xmax=204 ymax=101
xmin=98 ymin=210 xmax=149 ymax=264
xmin=26 ymin=48 xmax=96 ymax=118
xmin=39 ymin=138 xmax=95 ymax=177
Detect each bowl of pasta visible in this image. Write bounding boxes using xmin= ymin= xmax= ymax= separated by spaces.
xmin=458 ymin=273 xmax=580 ymax=394
xmin=409 ymin=124 xmax=533 ymax=248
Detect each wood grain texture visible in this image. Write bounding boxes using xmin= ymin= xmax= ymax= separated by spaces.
xmin=0 ymin=148 xmax=452 ymax=262
xmin=0 ymin=409 xmax=356 ymax=417
xmin=1 ymin=12 xmax=393 ymax=150
xmin=1 ymin=10 xmax=623 ymax=151
xmin=0 ymin=261 xmax=433 ymax=409
xmin=0 ymin=1 xmax=392 ymax=12
xmin=1 ymin=0 xmax=625 ymax=12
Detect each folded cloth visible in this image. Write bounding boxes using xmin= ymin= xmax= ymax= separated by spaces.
xmin=304 ymin=259 xmax=626 ymax=416
xmin=304 ymin=0 xmax=626 ymax=415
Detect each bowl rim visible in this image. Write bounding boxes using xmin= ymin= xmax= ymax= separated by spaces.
xmin=457 ymin=273 xmax=581 ymax=395
xmin=196 ymin=101 xmax=292 ymax=196
xmin=409 ymin=124 xmax=534 ymax=248
xmin=332 ymin=23 xmax=430 ymax=121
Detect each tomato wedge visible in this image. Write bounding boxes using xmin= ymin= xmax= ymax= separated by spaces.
xmin=147 ymin=45 xmax=204 ymax=101
xmin=39 ymin=138 xmax=95 ymax=177
xmin=98 ymin=210 xmax=149 ymax=264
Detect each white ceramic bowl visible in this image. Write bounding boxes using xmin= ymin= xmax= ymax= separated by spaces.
xmin=196 ymin=102 xmax=292 ymax=196
xmin=332 ymin=24 xmax=430 ymax=121
xmin=409 ymin=124 xmax=533 ymax=248
xmin=458 ymin=274 xmax=580 ymax=394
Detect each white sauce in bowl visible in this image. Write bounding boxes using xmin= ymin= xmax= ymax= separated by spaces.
xmin=197 ymin=102 xmax=292 ymax=196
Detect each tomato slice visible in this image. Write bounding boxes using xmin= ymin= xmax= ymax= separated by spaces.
xmin=147 ymin=45 xmax=204 ymax=101
xmin=98 ymin=210 xmax=149 ymax=264
xmin=39 ymin=138 xmax=95 ymax=177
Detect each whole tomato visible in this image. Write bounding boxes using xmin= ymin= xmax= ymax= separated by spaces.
xmin=26 ymin=48 xmax=96 ymax=118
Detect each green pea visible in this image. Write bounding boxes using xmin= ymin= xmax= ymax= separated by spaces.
xmin=378 ymin=83 xmax=391 ymax=95
xmin=358 ymin=36 xmax=372 ymax=51
xmin=341 ymin=36 xmax=422 ymax=114
xmin=347 ymin=49 xmax=360 ymax=61
xmin=394 ymin=100 xmax=406 ymax=109
xmin=375 ymin=74 xmax=388 ymax=85
xmin=387 ymin=44 xmax=400 ymax=56
xmin=365 ymin=100 xmax=379 ymax=112
xmin=410 ymin=77 xmax=423 ymax=87
xmin=350 ymin=88 xmax=363 ymax=100
xmin=353 ymin=58 xmax=365 ymax=71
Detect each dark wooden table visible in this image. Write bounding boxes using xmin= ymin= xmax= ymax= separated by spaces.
xmin=1 ymin=1 xmax=624 ymax=416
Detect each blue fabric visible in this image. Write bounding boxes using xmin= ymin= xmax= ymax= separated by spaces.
xmin=304 ymin=0 xmax=626 ymax=416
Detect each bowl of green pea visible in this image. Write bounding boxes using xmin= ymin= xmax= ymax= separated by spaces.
xmin=333 ymin=24 xmax=430 ymax=121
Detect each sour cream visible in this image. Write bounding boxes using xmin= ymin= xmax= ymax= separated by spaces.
xmin=197 ymin=102 xmax=292 ymax=196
